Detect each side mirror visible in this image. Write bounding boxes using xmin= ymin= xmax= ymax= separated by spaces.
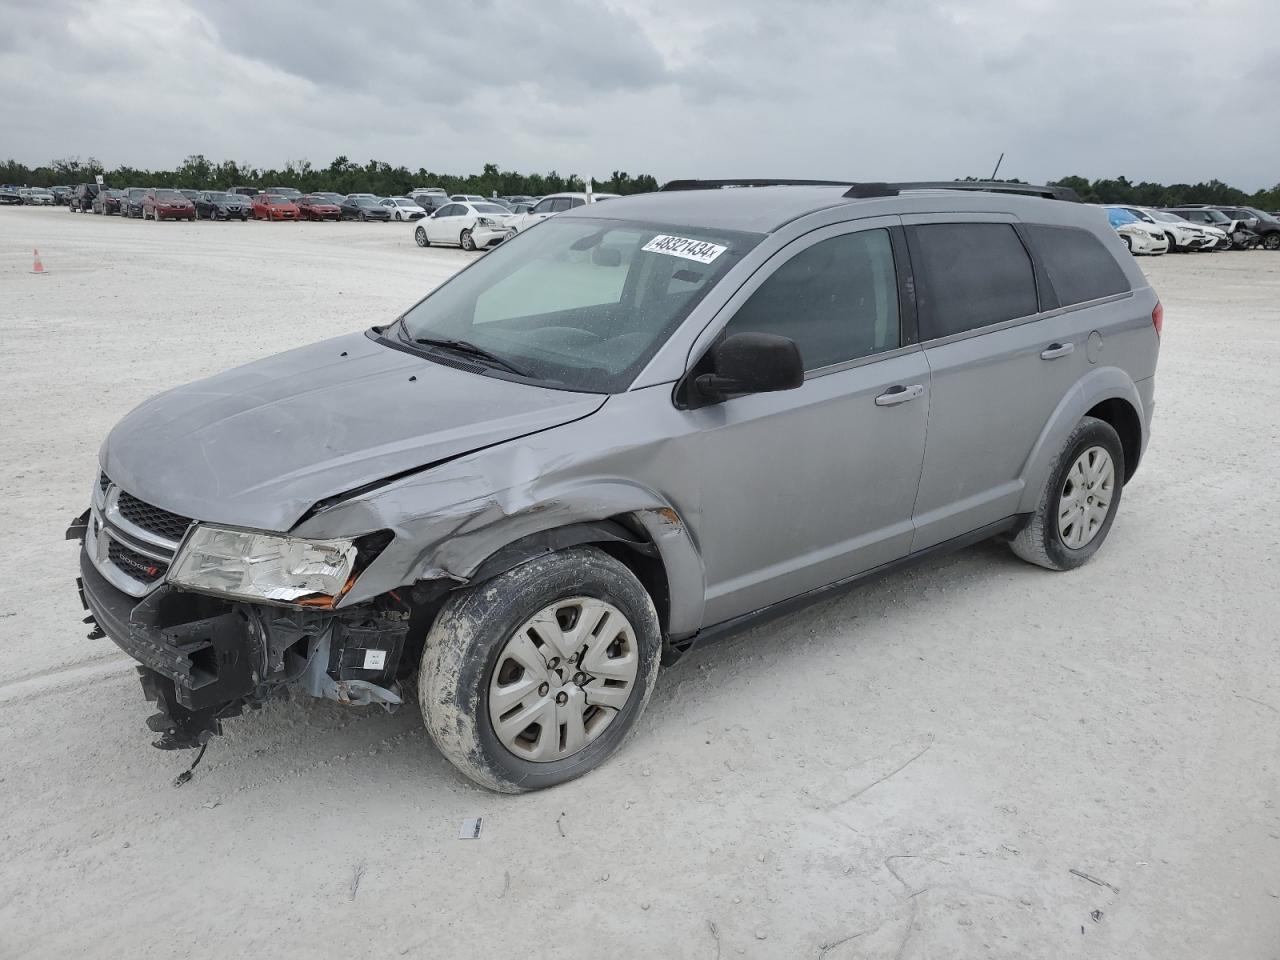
xmin=693 ymin=332 xmax=804 ymax=403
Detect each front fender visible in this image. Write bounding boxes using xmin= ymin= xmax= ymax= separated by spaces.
xmin=1017 ymin=366 xmax=1147 ymax=515
xmin=295 ymin=458 xmax=707 ymax=638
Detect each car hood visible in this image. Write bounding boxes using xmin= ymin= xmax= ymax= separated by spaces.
xmin=102 ymin=331 xmax=606 ymax=532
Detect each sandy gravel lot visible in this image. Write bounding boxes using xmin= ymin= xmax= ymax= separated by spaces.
xmin=1 ymin=205 xmax=1277 ymax=959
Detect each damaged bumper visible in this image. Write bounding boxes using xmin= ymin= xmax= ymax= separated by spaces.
xmin=74 ymin=532 xmax=414 ymax=750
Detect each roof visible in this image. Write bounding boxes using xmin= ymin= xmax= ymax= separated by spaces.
xmin=571 ymin=185 xmax=1085 ymax=234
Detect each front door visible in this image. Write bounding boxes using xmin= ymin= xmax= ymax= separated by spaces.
xmin=684 ymin=221 xmax=931 ymax=625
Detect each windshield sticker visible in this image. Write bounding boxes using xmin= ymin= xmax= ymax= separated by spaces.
xmin=642 ymin=235 xmax=727 ymax=264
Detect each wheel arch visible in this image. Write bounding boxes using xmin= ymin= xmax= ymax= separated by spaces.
xmin=1017 ymin=368 xmax=1148 ymax=513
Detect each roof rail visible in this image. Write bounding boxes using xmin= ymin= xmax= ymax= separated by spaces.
xmin=659 ymin=178 xmax=1081 ymax=202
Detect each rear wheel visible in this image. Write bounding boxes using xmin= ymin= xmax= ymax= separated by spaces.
xmin=1263 ymin=233 xmax=1280 ymax=251
xmin=419 ymin=546 xmax=661 ymax=793
xmin=460 ymin=228 xmax=476 ymax=251
xmin=1010 ymin=416 xmax=1125 ymax=571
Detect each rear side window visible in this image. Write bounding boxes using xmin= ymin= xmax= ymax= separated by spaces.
xmin=724 ymin=229 xmax=900 ymax=370
xmin=1024 ymin=224 xmax=1130 ymax=306
xmin=913 ymin=223 xmax=1038 ymax=339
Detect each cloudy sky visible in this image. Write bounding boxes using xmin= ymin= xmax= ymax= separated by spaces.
xmin=2 ymin=0 xmax=1277 ymax=189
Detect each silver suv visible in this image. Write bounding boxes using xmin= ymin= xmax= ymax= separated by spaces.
xmin=69 ymin=180 xmax=1161 ymax=792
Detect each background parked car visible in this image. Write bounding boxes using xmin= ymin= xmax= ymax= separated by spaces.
xmin=229 ymin=186 xmax=259 ymax=199
xmin=339 ymin=195 xmax=391 ymax=221
xmin=1211 ymin=206 xmax=1280 ymax=250
xmin=121 ymin=187 xmax=149 ymax=218
xmin=69 ymin=183 xmax=99 ymax=212
xmin=178 ymin=189 xmax=201 ymax=203
xmin=20 ymin=187 xmax=55 ymax=205
xmin=50 ymin=185 xmax=71 ymax=204
xmin=381 ymin=196 xmax=427 ymax=221
xmin=414 ymin=200 xmax=519 ymax=250
xmin=1164 ymin=207 xmax=1255 ymax=249
xmin=265 ymin=186 xmax=303 ymax=200
xmin=252 ymin=194 xmax=300 ymax=221
xmin=92 ymin=188 xmax=125 ymax=215
xmin=409 ymin=192 xmax=450 ymax=214
xmin=0 ymin=186 xmax=24 ymax=205
xmin=296 ymin=194 xmax=341 ymax=220
xmin=195 ymin=190 xmax=250 ymax=220
xmin=511 ymin=191 xmax=619 ymax=231
xmin=1111 ymin=206 xmax=1214 ymax=252
xmin=1104 ymin=206 xmax=1168 ymax=255
xmin=143 ymin=188 xmax=196 ymax=221
xmin=309 ymin=191 xmax=347 ymax=206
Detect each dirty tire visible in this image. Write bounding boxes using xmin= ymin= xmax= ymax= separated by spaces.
xmin=419 ymin=546 xmax=661 ymax=793
xmin=1010 ymin=416 xmax=1125 ymax=571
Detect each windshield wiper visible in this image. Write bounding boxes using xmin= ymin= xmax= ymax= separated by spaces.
xmin=413 ymin=336 xmax=530 ymax=377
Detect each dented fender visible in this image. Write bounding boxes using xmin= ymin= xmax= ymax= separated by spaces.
xmin=291 ymin=402 xmax=709 ymax=637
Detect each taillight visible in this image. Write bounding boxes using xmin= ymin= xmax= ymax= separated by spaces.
xmin=1152 ymin=300 xmax=1163 ymax=336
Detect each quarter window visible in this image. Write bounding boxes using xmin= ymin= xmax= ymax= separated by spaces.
xmin=913 ymin=223 xmax=1038 ymax=339
xmin=1023 ymin=224 xmax=1130 ymax=306
xmin=723 ymin=229 xmax=900 ymax=371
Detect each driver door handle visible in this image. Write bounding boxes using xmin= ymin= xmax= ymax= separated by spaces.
xmin=1040 ymin=342 xmax=1075 ymax=360
xmin=875 ymin=384 xmax=925 ymax=407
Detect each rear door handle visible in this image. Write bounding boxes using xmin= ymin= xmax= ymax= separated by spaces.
xmin=1040 ymin=342 xmax=1075 ymax=360
xmin=875 ymin=384 xmax=925 ymax=406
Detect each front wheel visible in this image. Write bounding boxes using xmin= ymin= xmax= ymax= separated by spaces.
xmin=1010 ymin=416 xmax=1125 ymax=571
xmin=415 ymin=225 xmax=429 ymax=247
xmin=419 ymin=546 xmax=661 ymax=793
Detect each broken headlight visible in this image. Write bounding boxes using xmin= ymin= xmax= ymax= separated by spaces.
xmin=168 ymin=526 xmax=360 ymax=606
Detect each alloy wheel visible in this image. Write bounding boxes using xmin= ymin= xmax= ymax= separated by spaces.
xmin=1057 ymin=446 xmax=1115 ymax=549
xmin=487 ymin=597 xmax=640 ymax=762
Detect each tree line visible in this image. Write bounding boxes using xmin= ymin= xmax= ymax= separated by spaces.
xmin=0 ymin=155 xmax=661 ymax=198
xmin=1048 ymin=175 xmax=1278 ymax=210
xmin=3 ymin=156 xmax=1276 ymax=210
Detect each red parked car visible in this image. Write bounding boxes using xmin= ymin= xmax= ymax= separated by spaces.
xmin=143 ymin=188 xmax=196 ymax=221
xmin=296 ymin=194 xmax=341 ymax=221
xmin=252 ymin=194 xmax=300 ymax=221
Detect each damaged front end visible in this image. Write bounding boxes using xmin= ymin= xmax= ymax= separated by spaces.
xmin=69 ymin=495 xmax=434 ymax=751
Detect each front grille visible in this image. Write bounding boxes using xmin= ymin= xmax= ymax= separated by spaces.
xmin=117 ymin=489 xmax=194 ymax=541
xmin=107 ymin=539 xmax=166 ymax=583
xmin=99 ymin=472 xmax=110 ymax=493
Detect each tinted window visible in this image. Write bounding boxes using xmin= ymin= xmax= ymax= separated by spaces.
xmin=532 ymin=199 xmax=555 ymax=214
xmin=550 ymin=198 xmax=573 ymax=213
xmin=724 ymin=229 xmax=900 ymax=371
xmin=1024 ymin=225 xmax=1130 ymax=306
xmin=913 ymin=223 xmax=1038 ymax=339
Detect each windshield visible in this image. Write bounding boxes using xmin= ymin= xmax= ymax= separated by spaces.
xmin=473 ymin=202 xmax=508 ymax=214
xmin=205 ymin=191 xmax=228 ymax=201
xmin=1149 ymin=211 xmax=1184 ymax=223
xmin=394 ymin=198 xmax=417 ymax=206
xmin=398 ymin=217 xmax=761 ymax=393
xmin=155 ymin=190 xmax=182 ymax=201
xmin=1106 ymin=208 xmax=1138 ymax=227
xmin=268 ymin=196 xmax=291 ymax=204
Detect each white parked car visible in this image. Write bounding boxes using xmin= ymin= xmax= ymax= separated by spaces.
xmin=1113 ymin=206 xmax=1217 ymax=252
xmin=20 ymin=188 xmax=55 ymax=205
xmin=1104 ymin=207 xmax=1168 ymax=256
xmin=381 ymin=196 xmax=427 ymax=221
xmin=414 ymin=200 xmax=521 ymax=251
xmin=510 ymin=191 xmax=619 ymax=232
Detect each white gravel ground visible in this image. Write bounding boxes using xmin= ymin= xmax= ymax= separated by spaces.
xmin=1 ymin=206 xmax=1278 ymax=959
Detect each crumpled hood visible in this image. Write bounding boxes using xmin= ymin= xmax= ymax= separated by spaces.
xmin=102 ymin=331 xmax=605 ymax=532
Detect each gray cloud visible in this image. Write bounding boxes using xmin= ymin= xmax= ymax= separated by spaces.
xmin=1 ymin=0 xmax=1277 ymax=189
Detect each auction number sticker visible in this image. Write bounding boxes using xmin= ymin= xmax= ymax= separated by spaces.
xmin=642 ymin=234 xmax=727 ymax=264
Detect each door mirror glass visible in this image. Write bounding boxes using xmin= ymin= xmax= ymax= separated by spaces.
xmin=694 ymin=332 xmax=804 ymax=404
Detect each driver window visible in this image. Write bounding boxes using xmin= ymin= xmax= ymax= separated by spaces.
xmin=723 ymin=229 xmax=900 ymax=371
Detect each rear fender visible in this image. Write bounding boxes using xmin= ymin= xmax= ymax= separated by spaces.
xmin=1017 ymin=367 xmax=1146 ymax=514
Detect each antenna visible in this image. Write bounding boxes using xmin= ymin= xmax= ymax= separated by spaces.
xmin=989 ymin=152 xmax=1005 ymax=180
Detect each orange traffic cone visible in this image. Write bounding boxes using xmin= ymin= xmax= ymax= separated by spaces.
xmin=32 ymin=248 xmax=46 ymax=274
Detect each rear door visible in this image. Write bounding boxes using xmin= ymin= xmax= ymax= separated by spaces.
xmin=905 ymin=216 xmax=1084 ymax=550
xmin=683 ymin=219 xmax=931 ymax=624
